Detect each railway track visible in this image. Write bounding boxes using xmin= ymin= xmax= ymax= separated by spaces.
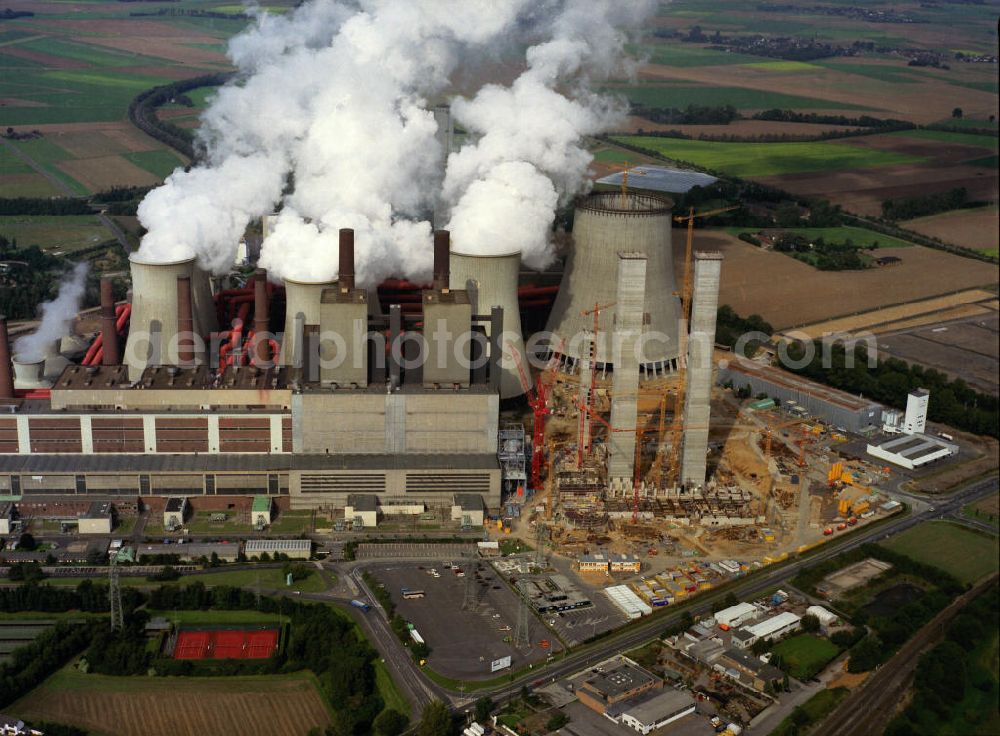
xmin=820 ymin=572 xmax=999 ymax=736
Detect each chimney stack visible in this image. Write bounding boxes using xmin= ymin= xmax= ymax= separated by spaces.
xmin=339 ymin=228 xmax=355 ymax=291
xmin=100 ymin=277 xmax=120 ymax=366
xmin=0 ymin=318 xmax=14 ymax=399
xmin=176 ymin=275 xmax=195 ymax=365
xmin=253 ymin=269 xmax=271 ymax=364
xmin=433 ymin=230 xmax=450 ymax=291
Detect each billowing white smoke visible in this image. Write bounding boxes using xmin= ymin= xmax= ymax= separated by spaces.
xmin=14 ymin=262 xmax=89 ymax=363
xmin=134 ymin=0 xmax=652 ymax=283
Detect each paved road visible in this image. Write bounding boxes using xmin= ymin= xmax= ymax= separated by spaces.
xmin=331 ymin=474 xmax=997 ymax=714
xmin=820 ymin=572 xmax=998 ymax=736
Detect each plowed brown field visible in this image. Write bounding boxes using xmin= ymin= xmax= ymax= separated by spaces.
xmin=12 ymin=670 xmax=332 ymax=736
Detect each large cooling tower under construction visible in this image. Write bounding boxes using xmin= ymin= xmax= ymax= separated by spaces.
xmin=546 ymin=192 xmax=680 ymax=374
xmin=450 ymin=250 xmax=525 ymax=400
xmin=123 ymin=255 xmax=218 ymax=380
xmin=280 ymin=278 xmax=335 ymax=366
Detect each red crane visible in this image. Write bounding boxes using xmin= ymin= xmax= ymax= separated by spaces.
xmin=575 ymin=396 xmax=647 ymax=523
xmin=510 ymin=342 xmax=560 ymax=492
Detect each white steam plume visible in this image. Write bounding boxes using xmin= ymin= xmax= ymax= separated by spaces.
xmin=14 ymin=262 xmax=89 ymax=363
xmin=134 ymin=1 xmax=652 ymax=282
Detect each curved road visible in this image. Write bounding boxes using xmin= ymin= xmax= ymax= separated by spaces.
xmin=318 ymin=474 xmax=998 ymax=713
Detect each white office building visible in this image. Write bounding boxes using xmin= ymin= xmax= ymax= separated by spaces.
xmin=903 ymin=389 xmax=929 ymax=435
xmin=714 ymin=602 xmax=758 ymax=628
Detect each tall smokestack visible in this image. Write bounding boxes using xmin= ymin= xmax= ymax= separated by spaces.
xmin=338 ymin=229 xmax=355 ymax=291
xmin=176 ymin=275 xmax=195 ymax=365
xmin=100 ymin=278 xmax=120 ymax=366
xmin=433 ymin=230 xmax=450 ymax=290
xmin=0 ymin=318 xmax=14 ymax=399
xmin=253 ymin=269 xmax=271 ymax=364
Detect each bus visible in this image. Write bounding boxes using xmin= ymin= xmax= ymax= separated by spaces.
xmin=401 ymin=589 xmax=425 ymax=599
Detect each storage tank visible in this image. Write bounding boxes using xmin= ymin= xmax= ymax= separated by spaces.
xmin=122 ymin=255 xmax=218 ymax=381
xmin=545 ymin=192 xmax=680 ymax=373
xmin=280 ymin=278 xmax=335 ymax=366
xmin=449 ymin=250 xmax=525 ymax=399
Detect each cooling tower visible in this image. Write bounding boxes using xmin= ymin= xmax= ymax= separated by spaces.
xmin=545 ymin=192 xmax=680 ymax=373
xmin=449 ymin=250 xmax=525 ymax=400
xmin=0 ymin=319 xmax=13 ymax=399
xmin=280 ymin=278 xmax=335 ymax=367
xmin=122 ymin=255 xmax=218 ymax=381
xmin=13 ymin=357 xmax=51 ymax=389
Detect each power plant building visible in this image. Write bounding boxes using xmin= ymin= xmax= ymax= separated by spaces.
xmin=0 ymin=230 xmax=503 ymax=517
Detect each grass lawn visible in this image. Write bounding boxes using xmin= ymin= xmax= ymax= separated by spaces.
xmin=602 ymin=84 xmax=869 ymax=111
xmin=30 ymin=566 xmax=327 ymax=593
xmin=144 ymin=608 xmax=289 ymax=626
xmin=962 ymin=493 xmax=999 ymax=529
xmin=771 ymin=634 xmax=840 ymax=680
xmin=880 ymin=520 xmax=999 ymax=584
xmin=610 ymin=136 xmax=920 ymax=177
xmin=269 ymin=511 xmax=316 ymax=534
xmin=500 ymin=538 xmax=532 ymax=556
xmin=725 ymin=226 xmax=917 ymax=249
xmin=374 ymin=658 xmax=411 ymax=718
xmin=743 ymin=60 xmax=820 ymax=72
xmin=770 ymin=687 xmax=849 ymax=736
xmin=0 ymin=215 xmax=110 ymax=253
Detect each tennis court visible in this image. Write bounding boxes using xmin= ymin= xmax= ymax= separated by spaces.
xmin=173 ymin=627 xmax=279 ymax=660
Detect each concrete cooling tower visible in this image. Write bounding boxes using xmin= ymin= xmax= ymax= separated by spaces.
xmin=123 ymin=255 xmax=218 ymax=380
xmin=280 ymin=278 xmax=335 ymax=367
xmin=449 ymin=250 xmax=526 ymax=400
xmin=545 ymin=192 xmax=680 ymax=374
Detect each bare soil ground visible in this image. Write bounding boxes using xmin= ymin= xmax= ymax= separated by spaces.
xmin=637 ymin=62 xmax=998 ymax=123
xmin=876 ymin=312 xmax=999 ymax=395
xmin=778 ymin=289 xmax=996 ymax=339
xmin=0 ymin=46 xmax=88 ymax=68
xmin=44 ymin=130 xmax=130 ymax=159
xmin=860 ymin=303 xmax=993 ymax=334
xmin=56 ymin=155 xmax=161 ymax=190
xmin=86 ymin=36 xmax=228 ymax=66
xmin=684 ymin=231 xmax=998 ymax=330
xmin=903 ymin=207 xmax=999 ymax=253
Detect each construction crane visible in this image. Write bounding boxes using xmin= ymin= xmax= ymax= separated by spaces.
xmin=664 ymin=204 xmax=739 ymax=488
xmin=763 ymin=418 xmax=804 ymax=462
xmin=577 ymin=301 xmax=615 ymax=468
xmin=607 ymin=161 xmax=647 ymax=204
xmin=510 ymin=339 xmax=563 ymax=492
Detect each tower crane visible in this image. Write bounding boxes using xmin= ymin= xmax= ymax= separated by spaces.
xmin=607 ymin=161 xmax=647 ymax=204
xmin=510 ymin=338 xmax=563 ymax=492
xmin=664 ymin=204 xmax=739 ymax=488
xmin=577 ymin=301 xmax=615 ymax=468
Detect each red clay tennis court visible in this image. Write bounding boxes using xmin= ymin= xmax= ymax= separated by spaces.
xmin=173 ymin=627 xmax=279 ymax=660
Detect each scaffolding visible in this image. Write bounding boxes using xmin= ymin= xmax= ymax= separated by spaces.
xmin=498 ymin=424 xmax=527 ymax=501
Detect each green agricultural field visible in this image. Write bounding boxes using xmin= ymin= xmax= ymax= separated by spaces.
xmin=880 ymin=520 xmax=999 ymax=584
xmin=37 ymin=566 xmax=327 ymax=593
xmin=4 ymin=139 xmax=88 ymax=195
xmin=932 ymin=117 xmax=999 ymax=130
xmin=892 ymin=129 xmax=999 ymax=150
xmin=727 ymin=226 xmax=917 ymax=250
xmin=771 ymin=634 xmax=840 ymax=680
xmin=610 ymin=136 xmax=922 ymax=177
xmin=124 ymin=149 xmax=186 ymax=178
xmin=602 ymin=83 xmax=870 ymax=111
xmin=814 ymin=60 xmax=934 ymax=85
xmin=744 ymin=60 xmax=820 ymax=72
xmin=627 ymin=43 xmax=761 ymax=68
xmin=0 ymin=215 xmax=109 ymax=253
xmin=966 ymin=154 xmax=998 ymax=169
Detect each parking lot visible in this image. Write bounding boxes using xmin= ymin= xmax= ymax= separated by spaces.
xmin=368 ymin=560 xmax=559 ymax=679
xmin=356 ymin=543 xmax=475 ymax=559
xmin=543 ymin=557 xmax=628 ymax=646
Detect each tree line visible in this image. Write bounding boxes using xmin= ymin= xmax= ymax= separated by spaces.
xmin=881 ymin=186 xmax=973 ymax=221
xmin=783 ymin=341 xmax=999 ymax=438
xmin=885 ymin=581 xmax=1000 ymax=736
xmin=128 ymin=73 xmax=232 ymax=160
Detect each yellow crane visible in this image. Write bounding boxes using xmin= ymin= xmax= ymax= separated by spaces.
xmin=607 ymin=161 xmax=647 ymax=204
xmin=664 ymin=204 xmax=739 ymax=488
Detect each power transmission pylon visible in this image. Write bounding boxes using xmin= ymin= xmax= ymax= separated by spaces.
xmin=514 ymin=580 xmax=531 ymax=650
xmin=109 ymin=555 xmax=123 ymax=631
xmin=533 ymin=523 xmax=546 ymax=570
xmin=461 ymin=553 xmax=478 ymax=611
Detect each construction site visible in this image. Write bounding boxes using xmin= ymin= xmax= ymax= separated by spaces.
xmin=0 ymin=173 xmax=899 ymax=564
